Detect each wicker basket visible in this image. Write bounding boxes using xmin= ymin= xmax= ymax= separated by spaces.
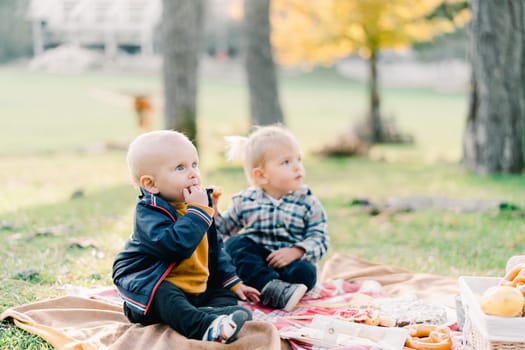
xmin=463 ymin=313 xmax=525 ymax=350
xmin=460 ymin=276 xmax=525 ymax=350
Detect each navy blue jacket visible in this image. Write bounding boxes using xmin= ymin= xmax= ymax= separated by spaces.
xmin=112 ymin=188 xmax=241 ymax=315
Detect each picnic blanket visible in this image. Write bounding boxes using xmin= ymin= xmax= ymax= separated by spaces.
xmin=321 ymin=253 xmax=459 ymax=305
xmin=0 ymin=254 xmax=460 ymax=349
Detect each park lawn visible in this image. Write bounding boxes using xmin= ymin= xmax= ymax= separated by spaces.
xmin=1 ymin=66 xmax=524 ymax=348
xmin=0 ymin=66 xmax=466 ymax=160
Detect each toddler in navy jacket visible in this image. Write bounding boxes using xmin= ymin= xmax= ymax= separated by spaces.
xmin=112 ymin=130 xmax=259 ymax=343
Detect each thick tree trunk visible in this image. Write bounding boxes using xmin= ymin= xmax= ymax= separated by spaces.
xmin=243 ymin=0 xmax=284 ymax=126
xmin=367 ymin=49 xmax=383 ymax=143
xmin=161 ymin=0 xmax=204 ymax=145
xmin=463 ymin=0 xmax=525 ymax=174
xmin=1 ymin=0 xmax=32 ymax=61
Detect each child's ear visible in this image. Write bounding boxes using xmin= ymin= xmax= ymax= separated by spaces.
xmin=139 ymin=175 xmax=159 ymax=193
xmin=252 ymin=167 xmax=268 ymax=186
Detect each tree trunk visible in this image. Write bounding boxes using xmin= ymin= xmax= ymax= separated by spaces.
xmin=367 ymin=49 xmax=383 ymax=143
xmin=0 ymin=0 xmax=32 ymax=62
xmin=161 ymin=0 xmax=204 ymax=146
xmin=463 ymin=0 xmax=525 ymax=174
xmin=243 ymin=0 xmax=284 ymax=126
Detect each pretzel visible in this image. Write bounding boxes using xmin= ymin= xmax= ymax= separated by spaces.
xmin=405 ymin=324 xmax=452 ymax=350
xmin=511 ymin=270 xmax=525 ymax=287
xmin=499 ymin=264 xmax=525 ymax=295
xmin=499 ymin=279 xmax=515 ymax=287
xmin=501 ymin=264 xmax=525 ymax=284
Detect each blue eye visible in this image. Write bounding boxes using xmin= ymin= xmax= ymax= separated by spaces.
xmin=282 ymin=159 xmax=290 ymax=165
xmin=176 ymin=165 xmax=184 ymax=171
xmin=192 ymin=162 xmax=198 ymax=169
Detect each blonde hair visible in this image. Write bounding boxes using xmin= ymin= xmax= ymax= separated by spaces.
xmin=225 ymin=125 xmax=301 ymax=185
xmin=126 ymin=130 xmax=192 ymax=186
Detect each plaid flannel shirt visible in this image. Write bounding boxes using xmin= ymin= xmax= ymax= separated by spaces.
xmin=216 ymin=185 xmax=329 ymax=263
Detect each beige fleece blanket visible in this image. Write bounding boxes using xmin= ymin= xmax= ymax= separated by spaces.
xmin=0 ymin=254 xmax=459 ymax=349
xmin=321 ymin=253 xmax=459 ymax=307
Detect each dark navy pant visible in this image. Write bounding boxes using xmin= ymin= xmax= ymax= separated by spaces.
xmin=123 ymin=281 xmax=248 ymax=340
xmin=225 ymin=234 xmax=317 ymax=291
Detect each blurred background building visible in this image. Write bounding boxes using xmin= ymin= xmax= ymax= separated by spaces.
xmin=27 ymin=0 xmax=162 ymax=56
xmin=0 ymin=0 xmax=468 ymax=91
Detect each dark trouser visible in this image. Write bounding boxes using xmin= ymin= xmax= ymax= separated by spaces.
xmin=225 ymin=234 xmax=317 ymax=291
xmin=123 ymin=281 xmax=247 ymax=340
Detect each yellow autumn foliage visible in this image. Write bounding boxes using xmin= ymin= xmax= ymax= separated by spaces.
xmin=271 ymin=0 xmax=471 ymax=65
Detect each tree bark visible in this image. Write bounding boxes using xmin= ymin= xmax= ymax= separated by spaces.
xmin=0 ymin=0 xmax=32 ymax=62
xmin=161 ymin=0 xmax=204 ymax=146
xmin=367 ymin=49 xmax=383 ymax=143
xmin=243 ymin=0 xmax=284 ymax=126
xmin=463 ymin=0 xmax=525 ymax=174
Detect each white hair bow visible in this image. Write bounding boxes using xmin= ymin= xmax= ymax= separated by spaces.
xmin=224 ymin=135 xmax=248 ymax=162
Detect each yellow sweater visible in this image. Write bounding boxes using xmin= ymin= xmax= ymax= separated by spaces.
xmin=164 ymin=202 xmax=213 ymax=294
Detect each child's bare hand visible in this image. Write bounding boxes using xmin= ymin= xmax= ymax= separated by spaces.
xmin=183 ymin=186 xmax=208 ymax=206
xmin=267 ymin=247 xmax=305 ymax=269
xmin=234 ymin=283 xmax=260 ymax=303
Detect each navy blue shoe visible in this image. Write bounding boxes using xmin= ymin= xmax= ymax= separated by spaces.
xmin=261 ymin=279 xmax=307 ymax=311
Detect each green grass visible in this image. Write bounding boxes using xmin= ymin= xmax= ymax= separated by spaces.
xmin=0 ymin=66 xmax=466 ymax=160
xmin=0 ymin=69 xmax=157 ymax=155
xmin=0 ymin=322 xmax=52 ymax=350
xmin=0 ymin=66 xmax=524 ymax=348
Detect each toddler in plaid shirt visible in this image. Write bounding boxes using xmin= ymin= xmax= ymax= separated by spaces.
xmin=216 ymin=125 xmax=329 ymax=311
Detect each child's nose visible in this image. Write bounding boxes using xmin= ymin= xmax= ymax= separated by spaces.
xmin=189 ymin=168 xmax=198 ymax=178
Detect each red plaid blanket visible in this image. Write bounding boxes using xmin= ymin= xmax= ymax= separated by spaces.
xmin=242 ymin=279 xmax=462 ymax=350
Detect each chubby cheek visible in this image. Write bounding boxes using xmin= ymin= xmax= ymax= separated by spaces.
xmin=171 ymin=190 xmax=186 ymax=203
xmin=282 ymin=177 xmax=299 ymax=189
xmin=176 ymin=186 xmax=185 ymax=196
xmin=168 ymin=181 xmax=185 ymax=197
